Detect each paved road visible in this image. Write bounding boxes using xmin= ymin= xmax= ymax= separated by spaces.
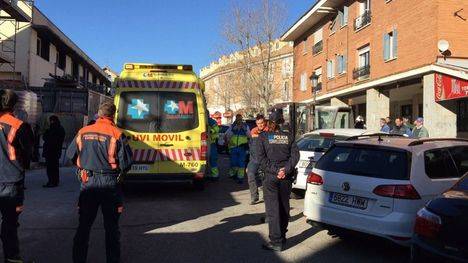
xmin=3 ymin=155 xmax=409 ymax=262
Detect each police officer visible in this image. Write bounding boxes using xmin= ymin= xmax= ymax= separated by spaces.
xmin=66 ymin=102 xmax=133 ymax=263
xmin=208 ymin=116 xmax=220 ymax=181
xmin=258 ymin=110 xmax=299 ymax=251
xmin=0 ymin=89 xmax=33 ymax=263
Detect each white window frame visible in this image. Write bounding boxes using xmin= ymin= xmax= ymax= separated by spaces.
xmin=359 ymin=0 xmax=371 ymax=15
xmin=327 ymin=59 xmax=335 ymax=79
xmin=384 ymin=29 xmax=398 ymax=61
xmin=358 ymin=45 xmax=370 ymax=68
xmin=314 ymin=27 xmax=323 ymax=44
xmin=302 ymin=39 xmax=308 ymax=55
xmin=36 ymin=37 xmax=42 ymax=57
xmin=315 ymin=67 xmax=323 ymax=85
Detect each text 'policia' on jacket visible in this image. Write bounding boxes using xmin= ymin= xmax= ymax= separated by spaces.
xmin=67 ymin=117 xmax=133 ymax=189
xmin=0 ymin=113 xmax=31 ymax=198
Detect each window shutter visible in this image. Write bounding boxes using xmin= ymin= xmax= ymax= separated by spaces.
xmin=343 ymin=55 xmax=347 ymax=73
xmin=343 ymin=6 xmax=349 ymax=26
xmin=393 ymin=28 xmax=398 ymax=58
xmin=383 ymin=33 xmax=390 ymax=61
xmin=327 ymin=61 xmax=331 ymax=78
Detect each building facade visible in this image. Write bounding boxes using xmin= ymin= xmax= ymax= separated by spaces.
xmin=282 ymin=0 xmax=468 ymax=138
xmin=200 ymin=40 xmax=294 ymax=120
xmin=0 ymin=3 xmax=110 ymax=89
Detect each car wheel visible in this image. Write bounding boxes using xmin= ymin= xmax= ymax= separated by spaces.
xmin=410 ymin=244 xmax=432 ymax=263
xmin=291 ymin=189 xmax=305 ymax=199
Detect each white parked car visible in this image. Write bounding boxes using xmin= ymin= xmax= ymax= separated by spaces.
xmin=304 ymin=136 xmax=468 ymax=245
xmin=292 ymin=129 xmax=370 ymax=196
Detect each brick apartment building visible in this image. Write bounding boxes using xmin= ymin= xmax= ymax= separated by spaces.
xmin=200 ymin=40 xmax=293 ymax=122
xmin=282 ymin=0 xmax=468 ymax=138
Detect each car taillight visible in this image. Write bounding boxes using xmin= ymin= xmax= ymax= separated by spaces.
xmin=201 ymin=132 xmax=208 ymax=161
xmin=372 ymin=184 xmax=421 ymax=199
xmin=414 ymin=207 xmax=442 ymax=239
xmin=307 ymin=172 xmax=323 ymax=185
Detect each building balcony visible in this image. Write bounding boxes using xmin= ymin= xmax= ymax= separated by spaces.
xmin=352 ymin=65 xmax=370 ymax=80
xmin=354 ymin=11 xmax=371 ymax=31
xmin=312 ymin=41 xmax=323 ymax=55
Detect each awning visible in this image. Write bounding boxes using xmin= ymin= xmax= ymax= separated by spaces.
xmin=435 ymin=73 xmax=468 ymax=101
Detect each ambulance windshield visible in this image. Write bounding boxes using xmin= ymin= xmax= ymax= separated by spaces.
xmin=117 ymin=91 xmax=199 ymax=133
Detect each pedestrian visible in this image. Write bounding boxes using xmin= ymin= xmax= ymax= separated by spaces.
xmin=66 ymin=102 xmax=133 ymax=263
xmin=354 ymin=115 xmax=365 ymax=129
xmin=385 ymin=117 xmax=393 ymax=131
xmin=380 ymin=118 xmax=391 ymax=133
xmin=225 ymin=114 xmax=250 ymax=184
xmin=403 ymin=116 xmax=414 ymax=132
xmin=258 ymin=110 xmax=300 ymax=252
xmin=42 ymin=115 xmax=65 ymax=188
xmin=247 ymin=114 xmax=268 ymax=205
xmin=0 ymin=89 xmax=33 ymax=263
xmin=390 ymin=117 xmax=412 ymax=137
xmin=412 ymin=117 xmax=429 ymax=139
xmin=208 ymin=115 xmax=220 ymax=181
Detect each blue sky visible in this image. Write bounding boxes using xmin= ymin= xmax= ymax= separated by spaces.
xmin=35 ymin=0 xmax=313 ymax=74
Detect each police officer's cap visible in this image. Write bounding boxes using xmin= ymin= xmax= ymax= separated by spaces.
xmin=269 ymin=110 xmax=284 ymax=124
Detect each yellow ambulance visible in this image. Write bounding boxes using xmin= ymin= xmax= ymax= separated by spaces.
xmin=114 ymin=63 xmax=208 ymax=189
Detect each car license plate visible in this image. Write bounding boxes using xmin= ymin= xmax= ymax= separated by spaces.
xmin=329 ymin=192 xmax=368 ymax=210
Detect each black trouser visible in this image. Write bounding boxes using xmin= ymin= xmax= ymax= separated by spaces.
xmin=247 ymin=161 xmax=260 ymax=201
xmin=0 ymin=197 xmax=21 ymax=261
xmin=46 ymin=157 xmax=60 ymax=185
xmin=263 ymin=175 xmax=292 ymax=245
xmin=73 ymin=189 xmax=122 ymax=263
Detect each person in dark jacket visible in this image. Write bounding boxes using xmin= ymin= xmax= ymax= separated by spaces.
xmin=42 ymin=115 xmax=65 ymax=187
xmin=390 ymin=117 xmax=412 ymax=137
xmin=66 ymin=102 xmax=133 ymax=263
xmin=0 ymin=89 xmax=33 ymax=263
xmin=258 ymin=110 xmax=300 ymax=252
xmin=246 ymin=114 xmax=268 ymax=205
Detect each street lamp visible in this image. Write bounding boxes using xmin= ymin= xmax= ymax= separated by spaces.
xmin=310 ymin=73 xmax=319 ymax=130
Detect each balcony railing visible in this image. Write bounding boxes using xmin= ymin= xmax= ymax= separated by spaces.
xmin=354 ymin=10 xmax=371 ymax=31
xmin=352 ymin=65 xmax=370 ymax=80
xmin=312 ymin=41 xmax=323 ymax=55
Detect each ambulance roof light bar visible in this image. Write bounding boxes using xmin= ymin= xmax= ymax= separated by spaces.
xmin=124 ymin=63 xmax=193 ymax=71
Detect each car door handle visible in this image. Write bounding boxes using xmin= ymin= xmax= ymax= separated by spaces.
xmin=160 ymin=143 xmax=174 ymax=147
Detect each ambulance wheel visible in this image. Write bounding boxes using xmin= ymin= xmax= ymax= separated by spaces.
xmin=193 ymin=180 xmax=205 ymax=191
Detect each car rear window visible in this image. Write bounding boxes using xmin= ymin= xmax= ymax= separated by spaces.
xmin=315 ymin=145 xmax=410 ymax=180
xmin=297 ymin=135 xmax=348 ymax=152
xmin=425 ymin=146 xmax=468 ymax=179
xmin=117 ymin=91 xmax=199 ymax=133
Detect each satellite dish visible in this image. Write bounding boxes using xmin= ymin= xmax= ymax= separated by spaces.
xmin=437 ymin=40 xmax=450 ymax=52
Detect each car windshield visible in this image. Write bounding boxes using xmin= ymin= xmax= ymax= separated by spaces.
xmin=117 ymin=91 xmax=199 ymax=133
xmin=297 ymin=135 xmax=348 ymax=152
xmin=315 ymin=145 xmax=410 ymax=180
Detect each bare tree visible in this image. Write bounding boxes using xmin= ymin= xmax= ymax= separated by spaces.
xmin=222 ymin=0 xmax=286 ymax=115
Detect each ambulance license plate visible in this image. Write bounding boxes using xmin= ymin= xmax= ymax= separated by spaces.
xmin=131 ymin=165 xmax=150 ymax=172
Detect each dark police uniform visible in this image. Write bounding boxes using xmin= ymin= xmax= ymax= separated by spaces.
xmin=258 ymin=118 xmax=299 ymax=249
xmin=67 ymin=117 xmax=133 ymax=263
xmin=0 ymin=112 xmax=32 ymax=262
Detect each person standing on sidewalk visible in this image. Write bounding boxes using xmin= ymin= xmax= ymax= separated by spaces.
xmin=208 ymin=116 xmax=220 ymax=181
xmin=0 ymin=89 xmax=33 ymax=263
xmin=258 ymin=110 xmax=300 ymax=252
xmin=225 ymin=114 xmax=250 ymax=184
xmin=42 ymin=115 xmax=65 ymax=188
xmin=412 ymin=117 xmax=429 ymax=139
xmin=247 ymin=114 xmax=268 ymax=205
xmin=66 ymin=102 xmax=133 ymax=263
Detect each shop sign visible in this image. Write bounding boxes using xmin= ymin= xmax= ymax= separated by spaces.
xmin=435 ymin=73 xmax=468 ymax=101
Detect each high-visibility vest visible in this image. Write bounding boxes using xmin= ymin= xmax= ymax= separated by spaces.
xmin=229 ymin=126 xmax=248 ymax=149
